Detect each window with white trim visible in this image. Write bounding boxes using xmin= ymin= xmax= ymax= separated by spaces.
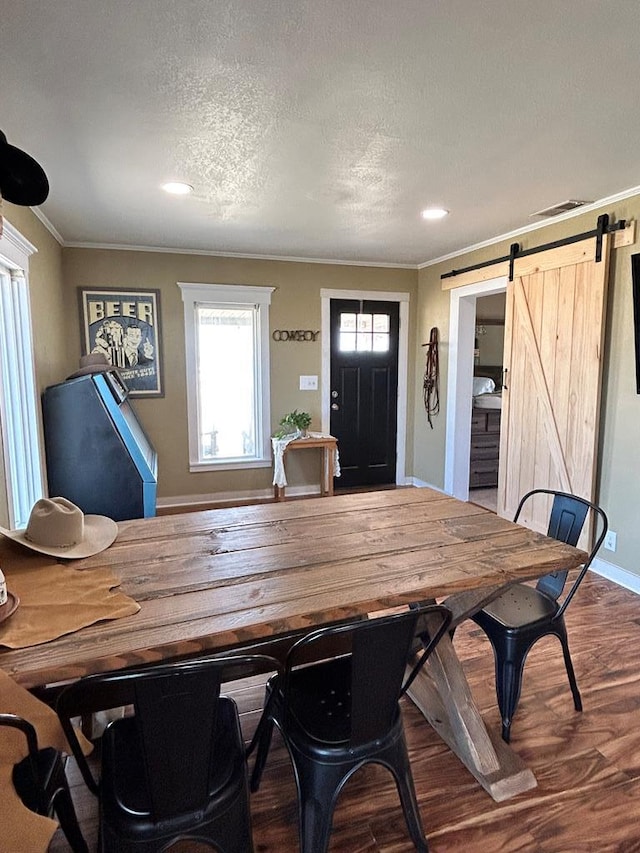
xmin=178 ymin=283 xmax=274 ymax=471
xmin=0 ymin=223 xmax=44 ymax=527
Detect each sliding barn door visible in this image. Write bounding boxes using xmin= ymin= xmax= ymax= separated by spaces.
xmin=497 ymin=235 xmax=610 ymax=534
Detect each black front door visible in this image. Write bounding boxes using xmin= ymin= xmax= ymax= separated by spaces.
xmin=330 ymin=299 xmax=399 ymax=488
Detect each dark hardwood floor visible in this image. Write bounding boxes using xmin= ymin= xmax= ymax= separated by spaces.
xmin=50 ymin=570 xmax=640 ymax=852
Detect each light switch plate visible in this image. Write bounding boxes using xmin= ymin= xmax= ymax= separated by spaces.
xmin=299 ymin=375 xmax=318 ymax=390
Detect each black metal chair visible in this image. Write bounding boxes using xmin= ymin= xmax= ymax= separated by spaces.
xmin=56 ymin=654 xmax=280 ymax=852
xmin=0 ymin=713 xmax=88 ymax=853
xmin=249 ymin=603 xmax=452 ymax=853
xmin=471 ymin=488 xmax=608 ymax=743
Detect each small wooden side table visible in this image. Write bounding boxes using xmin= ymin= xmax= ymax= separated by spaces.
xmin=273 ymin=435 xmax=338 ymax=501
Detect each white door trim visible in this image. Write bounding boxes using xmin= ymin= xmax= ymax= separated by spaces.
xmin=320 ymin=289 xmax=410 ymax=485
xmin=444 ymin=276 xmax=507 ymax=499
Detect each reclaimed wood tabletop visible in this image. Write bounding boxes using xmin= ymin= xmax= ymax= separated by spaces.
xmin=0 ymin=487 xmax=586 ymax=801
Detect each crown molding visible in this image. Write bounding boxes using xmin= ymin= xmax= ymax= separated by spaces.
xmin=62 ymin=240 xmax=417 ymax=269
xmin=418 ymin=184 xmax=640 ymax=270
xmin=30 ymin=206 xmax=65 ymax=244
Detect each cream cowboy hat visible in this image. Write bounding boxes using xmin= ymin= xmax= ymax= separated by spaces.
xmin=0 ymin=497 xmax=118 ymax=559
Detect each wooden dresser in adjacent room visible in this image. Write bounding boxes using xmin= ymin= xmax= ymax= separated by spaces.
xmin=469 ymin=407 xmax=501 ymax=488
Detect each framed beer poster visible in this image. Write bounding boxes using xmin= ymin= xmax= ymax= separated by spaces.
xmin=78 ymin=287 xmax=164 ymax=397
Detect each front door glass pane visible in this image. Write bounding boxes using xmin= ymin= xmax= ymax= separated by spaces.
xmin=339 ymin=311 xmax=390 ymax=353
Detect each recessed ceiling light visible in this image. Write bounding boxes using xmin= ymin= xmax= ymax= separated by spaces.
xmin=421 ymin=207 xmax=449 ymax=220
xmin=162 ymin=181 xmax=194 ymax=195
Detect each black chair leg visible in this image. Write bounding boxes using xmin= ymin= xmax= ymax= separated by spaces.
xmin=210 ymin=782 xmax=255 ymax=853
xmin=557 ymin=627 xmax=582 ymax=712
xmin=389 ymin=739 xmax=429 ymax=853
xmin=51 ymin=782 xmax=89 ymax=853
xmin=492 ymin=626 xmax=583 ymax=742
xmin=493 ymin=637 xmax=529 ymax=744
xmin=250 ymin=718 xmax=274 ymax=792
xmin=295 ymin=757 xmax=345 ymax=853
xmin=290 ymin=734 xmax=429 ymax=853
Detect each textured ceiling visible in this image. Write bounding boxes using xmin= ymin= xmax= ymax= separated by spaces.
xmin=2 ymin=0 xmax=640 ymax=266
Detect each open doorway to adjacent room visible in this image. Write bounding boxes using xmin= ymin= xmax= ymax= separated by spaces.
xmin=444 ymin=276 xmax=507 ymax=511
xmin=469 ymin=293 xmax=506 ymax=513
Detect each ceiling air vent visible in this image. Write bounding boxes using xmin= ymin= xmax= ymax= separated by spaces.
xmin=530 ymin=199 xmax=593 ymax=219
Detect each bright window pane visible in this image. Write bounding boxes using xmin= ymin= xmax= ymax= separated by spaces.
xmin=373 ymin=333 xmax=389 ymax=351
xmin=340 ymin=331 xmax=356 ymax=351
xmin=356 ymin=333 xmax=372 ymax=351
xmin=196 ymin=306 xmax=255 ymax=460
xmin=373 ymin=314 xmax=389 ymax=333
xmin=180 ymin=283 xmax=272 ymax=471
xmin=357 ymin=313 xmax=372 ymax=332
xmin=340 ymin=313 xmax=357 ymax=331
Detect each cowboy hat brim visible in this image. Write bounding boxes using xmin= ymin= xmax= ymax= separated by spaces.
xmin=0 ymin=515 xmax=118 ymax=559
xmin=0 ymin=132 xmax=49 ymax=206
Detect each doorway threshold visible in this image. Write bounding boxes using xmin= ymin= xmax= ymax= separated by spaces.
xmin=469 ymin=488 xmax=497 ymax=513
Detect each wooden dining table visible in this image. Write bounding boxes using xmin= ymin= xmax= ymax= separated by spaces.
xmin=0 ymin=487 xmax=586 ymax=803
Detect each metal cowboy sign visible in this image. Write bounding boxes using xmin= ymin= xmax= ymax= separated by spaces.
xmin=272 ymin=329 xmax=320 ymax=342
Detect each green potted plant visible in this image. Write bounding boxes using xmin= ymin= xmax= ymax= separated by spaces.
xmin=275 ymin=409 xmax=312 ymax=438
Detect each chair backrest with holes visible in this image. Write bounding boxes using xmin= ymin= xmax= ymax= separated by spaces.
xmin=281 ymin=604 xmax=451 ymax=748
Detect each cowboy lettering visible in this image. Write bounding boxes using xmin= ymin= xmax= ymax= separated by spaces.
xmin=88 ymin=301 xmax=154 ymax=326
xmin=272 ymin=330 xmax=320 ymax=342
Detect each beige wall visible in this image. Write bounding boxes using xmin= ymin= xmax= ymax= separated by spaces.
xmin=62 ymin=249 xmax=417 ymax=500
xmin=415 ymin=197 xmax=640 ymax=577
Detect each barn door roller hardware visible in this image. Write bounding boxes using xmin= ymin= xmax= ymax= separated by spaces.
xmin=441 ymin=214 xmax=626 ymax=282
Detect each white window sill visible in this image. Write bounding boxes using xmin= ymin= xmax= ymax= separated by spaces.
xmin=189 ymin=458 xmax=273 ymax=473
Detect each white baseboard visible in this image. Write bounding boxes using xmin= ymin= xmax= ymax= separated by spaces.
xmin=590 ymin=557 xmax=640 ymax=595
xmin=406 ymin=477 xmax=448 ymax=493
xmin=156 ymin=484 xmax=321 ymax=510
xmin=159 ymin=478 xmax=438 ymax=509
xmin=271 ymin=485 xmax=322 ymax=499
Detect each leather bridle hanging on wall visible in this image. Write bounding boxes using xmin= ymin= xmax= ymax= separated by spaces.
xmin=422 ymin=327 xmax=440 ymax=429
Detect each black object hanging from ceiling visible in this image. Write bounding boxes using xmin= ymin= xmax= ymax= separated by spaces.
xmin=0 ymin=129 xmax=49 ymax=206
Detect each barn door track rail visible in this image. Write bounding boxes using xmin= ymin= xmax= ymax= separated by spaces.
xmin=442 ymin=214 xmax=626 ymax=283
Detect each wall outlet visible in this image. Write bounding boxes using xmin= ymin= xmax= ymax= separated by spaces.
xmin=604 ymin=530 xmax=617 ymax=552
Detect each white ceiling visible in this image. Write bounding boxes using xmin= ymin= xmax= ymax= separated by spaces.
xmin=2 ymin=0 xmax=640 ymax=267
